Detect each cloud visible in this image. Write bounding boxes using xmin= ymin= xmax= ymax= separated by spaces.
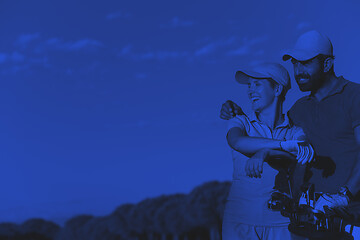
xmin=247 ymin=35 xmax=268 ymax=45
xmin=0 ymin=50 xmax=52 ymax=76
xmin=0 ymin=53 xmax=7 ymax=64
xmin=161 ymin=17 xmax=194 ymax=28
xmin=1 ymin=35 xmax=103 ymax=75
xmin=135 ymin=73 xmax=147 ymax=79
xmin=297 ymin=21 xmax=312 ymax=31
xmin=137 ymin=51 xmax=190 ymax=60
xmin=227 ymin=35 xmax=268 ymax=56
xmin=0 ymin=52 xmax=26 ymax=64
xmin=65 ymin=68 xmax=73 ymax=75
xmin=11 ymin=52 xmax=25 ymax=63
xmin=194 ymin=37 xmax=236 ymax=56
xmin=170 ymin=17 xmax=193 ymax=27
xmin=106 ymin=11 xmax=131 ymax=20
xmin=0 ymin=55 xmax=34 ymax=75
xmin=254 ymin=49 xmax=265 ymax=56
xmin=15 ymin=33 xmax=40 ymax=47
xmin=45 ymin=38 xmax=104 ymax=51
xmin=194 ymin=42 xmax=218 ymax=56
xmin=248 ymin=60 xmax=265 ymax=67
xmin=119 ymin=35 xmax=267 ymax=62
xmin=66 ymin=39 xmax=103 ymax=51
xmin=118 ymin=45 xmax=189 ymax=61
xmin=29 ymin=56 xmax=50 ymax=68
xmin=1 ymin=64 xmax=30 ymax=75
xmin=226 ymin=46 xmax=250 ymax=56
xmin=288 ymin=13 xmax=296 ymax=20
xmin=119 ymin=45 xmax=132 ymax=56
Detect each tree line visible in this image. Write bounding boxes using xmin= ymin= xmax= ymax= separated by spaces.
xmin=0 ymin=181 xmax=231 ymax=240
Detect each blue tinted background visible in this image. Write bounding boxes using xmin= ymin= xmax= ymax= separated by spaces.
xmin=0 ymin=0 xmax=359 ymax=225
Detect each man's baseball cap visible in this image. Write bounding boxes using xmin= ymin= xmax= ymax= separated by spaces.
xmin=235 ymin=63 xmax=291 ymax=92
xmin=282 ymin=30 xmax=333 ymax=61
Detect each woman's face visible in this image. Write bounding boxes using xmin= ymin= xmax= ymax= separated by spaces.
xmin=247 ymin=78 xmax=277 ymax=112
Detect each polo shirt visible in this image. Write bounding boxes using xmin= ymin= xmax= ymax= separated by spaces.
xmin=224 ymin=113 xmax=308 ymax=226
xmin=288 ymin=77 xmax=360 ymax=197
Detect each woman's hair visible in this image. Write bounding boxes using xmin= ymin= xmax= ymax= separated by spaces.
xmin=267 ymin=78 xmax=286 ymax=103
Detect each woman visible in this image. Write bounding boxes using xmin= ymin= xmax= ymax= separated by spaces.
xmin=222 ymin=63 xmax=314 ymax=240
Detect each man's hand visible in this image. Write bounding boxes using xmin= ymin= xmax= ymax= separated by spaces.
xmin=245 ymin=149 xmax=269 ymax=178
xmin=220 ymin=100 xmax=244 ymax=120
xmin=314 ymin=193 xmax=349 ymax=212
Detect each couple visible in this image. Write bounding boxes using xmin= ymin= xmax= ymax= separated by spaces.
xmin=221 ymin=30 xmax=360 ymax=240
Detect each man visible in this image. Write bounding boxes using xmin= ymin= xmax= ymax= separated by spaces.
xmin=220 ymin=30 xmax=360 ymax=238
xmin=222 ymin=62 xmax=314 ymax=240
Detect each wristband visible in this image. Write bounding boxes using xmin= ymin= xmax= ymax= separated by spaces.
xmin=339 ymin=186 xmax=353 ymax=201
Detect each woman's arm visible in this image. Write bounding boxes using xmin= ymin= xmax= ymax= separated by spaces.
xmin=227 ymin=126 xmax=311 ymax=163
xmin=227 ymin=127 xmax=282 ymax=157
xmin=244 ymin=148 xmax=297 ymax=178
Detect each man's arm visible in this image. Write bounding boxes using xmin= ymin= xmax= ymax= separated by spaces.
xmin=345 ymin=125 xmax=360 ymax=195
xmin=220 ymin=100 xmax=244 ymax=120
xmin=315 ymin=125 xmax=360 ymax=212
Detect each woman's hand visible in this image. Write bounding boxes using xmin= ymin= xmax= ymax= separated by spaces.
xmin=245 ymin=149 xmax=269 ymax=178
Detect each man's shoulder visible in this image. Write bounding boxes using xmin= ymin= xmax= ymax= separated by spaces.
xmin=287 ymin=96 xmax=311 ymax=125
xmin=289 ymin=96 xmax=309 ymax=113
xmin=293 ymin=96 xmax=310 ymax=105
xmin=343 ymin=79 xmax=360 ymax=93
xmin=338 ymin=79 xmax=360 ymax=105
xmin=344 ymin=78 xmax=360 ymax=87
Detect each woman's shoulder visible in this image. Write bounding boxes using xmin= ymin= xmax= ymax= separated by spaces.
xmin=228 ymin=114 xmax=251 ymax=131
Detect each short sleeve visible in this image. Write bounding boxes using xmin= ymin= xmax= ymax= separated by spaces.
xmin=290 ymin=126 xmax=307 ymax=141
xmin=227 ymin=115 xmax=248 ymax=133
xmin=348 ymin=85 xmax=360 ymax=129
xmin=288 ymin=97 xmax=308 ymax=127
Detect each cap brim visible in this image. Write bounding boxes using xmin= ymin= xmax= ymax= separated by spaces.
xmin=235 ymin=70 xmax=270 ymax=84
xmin=282 ymin=49 xmax=319 ymax=61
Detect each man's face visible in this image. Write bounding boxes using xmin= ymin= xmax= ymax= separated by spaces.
xmin=247 ymin=78 xmax=276 ymax=112
xmin=291 ymin=56 xmax=325 ymax=92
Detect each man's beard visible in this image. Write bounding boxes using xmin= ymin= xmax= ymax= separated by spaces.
xmin=295 ymin=73 xmax=312 ymax=92
xmin=295 ymin=72 xmax=325 ymax=92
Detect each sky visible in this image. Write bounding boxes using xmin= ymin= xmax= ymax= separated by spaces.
xmin=0 ymin=0 xmax=360 ymax=225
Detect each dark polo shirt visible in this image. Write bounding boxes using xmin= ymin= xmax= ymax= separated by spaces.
xmin=288 ymin=77 xmax=360 ymax=196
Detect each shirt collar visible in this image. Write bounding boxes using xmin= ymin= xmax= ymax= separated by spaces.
xmin=249 ymin=112 xmax=291 ymax=129
xmin=307 ymin=76 xmax=349 ymax=101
